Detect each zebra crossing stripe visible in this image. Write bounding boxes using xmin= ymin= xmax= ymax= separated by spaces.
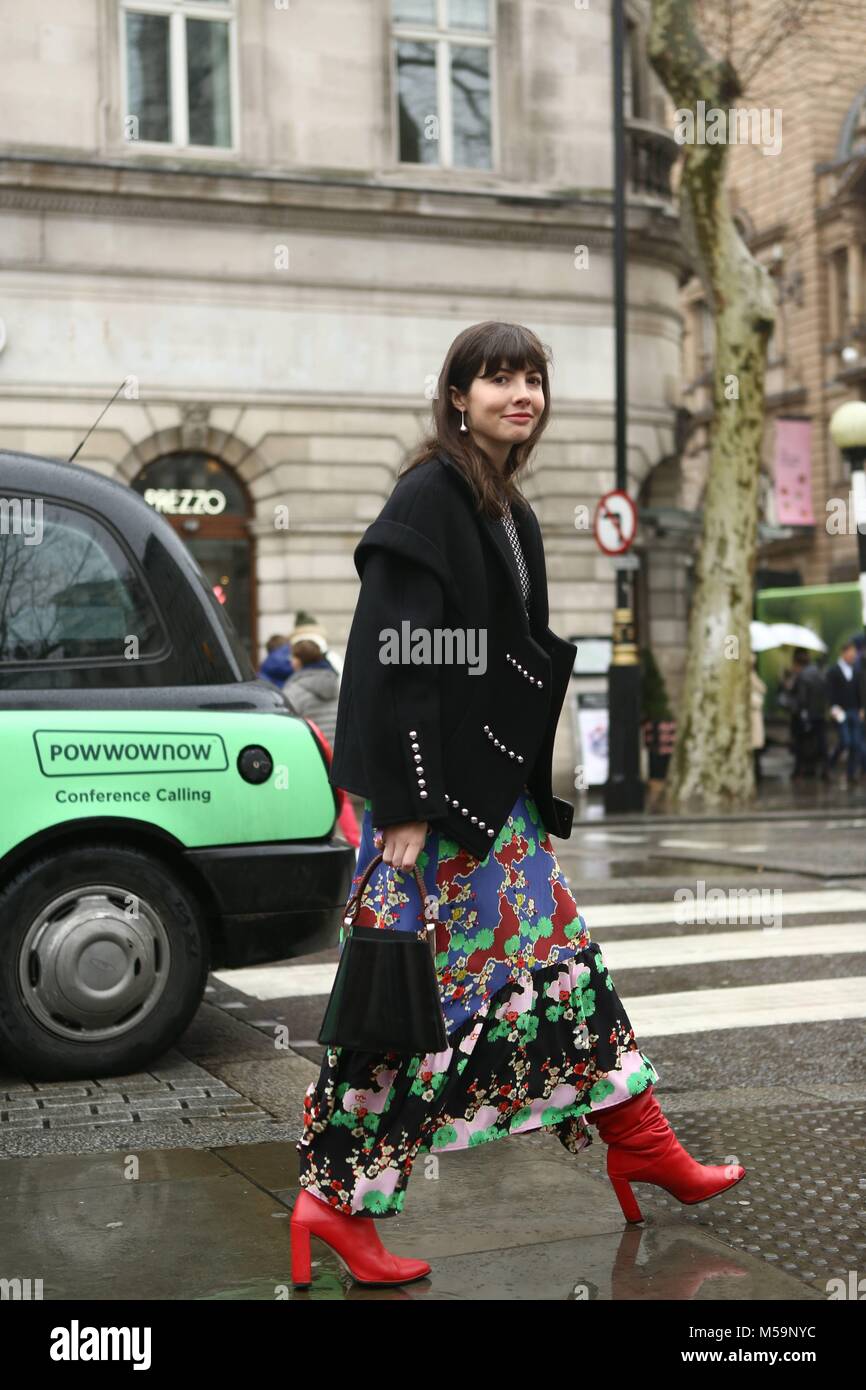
xmin=599 ymin=922 xmax=866 ymax=970
xmin=629 ymin=976 xmax=866 ymax=1036
xmin=214 ymin=918 xmax=866 ymax=1002
xmin=583 ymin=888 xmax=866 ymax=929
xmin=214 ymin=963 xmax=337 ymax=999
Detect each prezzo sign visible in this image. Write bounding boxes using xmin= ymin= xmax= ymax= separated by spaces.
xmin=143 ymin=488 xmax=227 ymax=515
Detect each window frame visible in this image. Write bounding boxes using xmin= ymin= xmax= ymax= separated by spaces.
xmin=623 ymin=17 xmax=635 ymax=120
xmin=763 ymin=258 xmax=785 ymax=365
xmin=0 ymin=492 xmax=172 ymax=674
xmin=833 ymin=245 xmax=850 ymax=340
xmin=119 ymin=0 xmax=239 ymax=157
xmin=389 ymin=0 xmax=499 ymax=172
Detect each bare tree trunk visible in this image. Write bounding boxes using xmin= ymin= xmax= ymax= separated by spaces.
xmin=647 ymin=0 xmax=777 ymax=808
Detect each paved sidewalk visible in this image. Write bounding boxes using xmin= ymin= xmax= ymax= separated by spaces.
xmin=1 ymin=1003 xmax=863 ymax=1300
xmin=0 ymin=1126 xmax=828 ymax=1301
xmin=562 ymin=739 xmax=866 ymax=825
xmin=2 ymin=809 xmax=864 ymax=1303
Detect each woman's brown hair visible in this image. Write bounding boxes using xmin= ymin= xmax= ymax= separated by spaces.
xmin=397 ymin=321 xmax=553 ymax=517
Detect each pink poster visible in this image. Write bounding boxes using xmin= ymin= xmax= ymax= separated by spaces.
xmin=773 ymin=417 xmax=814 ymax=524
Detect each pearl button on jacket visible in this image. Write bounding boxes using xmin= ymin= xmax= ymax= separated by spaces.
xmin=328 ymin=450 xmax=577 ymax=860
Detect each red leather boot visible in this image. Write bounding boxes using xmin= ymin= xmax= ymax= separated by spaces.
xmin=290 ymin=1188 xmax=432 ymax=1289
xmin=588 ymin=1084 xmax=746 ymax=1223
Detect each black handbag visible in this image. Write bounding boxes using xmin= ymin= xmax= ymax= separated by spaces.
xmin=317 ymin=850 xmax=448 ymax=1055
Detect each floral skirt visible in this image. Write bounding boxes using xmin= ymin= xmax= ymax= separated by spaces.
xmin=296 ymin=791 xmax=659 ymax=1217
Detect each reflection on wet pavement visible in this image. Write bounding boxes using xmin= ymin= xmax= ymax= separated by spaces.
xmin=562 ymin=854 xmax=767 ymax=881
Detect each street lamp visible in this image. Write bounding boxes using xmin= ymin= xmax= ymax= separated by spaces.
xmin=829 ymin=400 xmax=866 ymax=626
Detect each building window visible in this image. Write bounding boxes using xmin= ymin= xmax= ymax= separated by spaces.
xmin=683 ymin=297 xmax=715 ymax=380
xmin=391 ymin=0 xmax=495 ymax=169
xmin=699 ymin=300 xmax=714 ymax=373
xmin=832 ymin=246 xmax=849 ymax=340
xmin=121 ymin=0 xmax=236 ymax=151
xmin=764 ymin=264 xmax=782 ymax=362
xmin=766 ymin=315 xmax=777 ymax=363
xmin=623 ymin=17 xmax=647 ymax=120
xmin=682 ymin=296 xmax=706 ymax=383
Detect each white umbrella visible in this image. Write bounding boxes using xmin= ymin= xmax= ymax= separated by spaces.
xmin=750 ymin=620 xmax=827 ymax=654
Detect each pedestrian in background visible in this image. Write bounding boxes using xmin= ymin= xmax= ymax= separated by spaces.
xmin=827 ymin=639 xmax=866 ymax=785
xmin=779 ymin=652 xmax=806 ymax=778
xmin=791 ymin=649 xmax=829 ymax=780
xmin=750 ymin=655 xmax=767 ymax=784
xmin=258 ymin=633 xmax=293 ymax=691
xmin=284 ymin=620 xmax=361 ymax=848
xmin=258 ymin=610 xmax=323 ymax=691
xmin=284 ymin=621 xmax=339 ymax=746
xmin=853 ymin=636 xmax=866 ymax=734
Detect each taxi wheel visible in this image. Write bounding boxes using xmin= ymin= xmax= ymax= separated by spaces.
xmin=0 ymin=842 xmax=210 ymax=1081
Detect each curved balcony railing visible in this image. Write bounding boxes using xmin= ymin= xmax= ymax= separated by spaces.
xmin=625 ymin=118 xmax=680 ymax=200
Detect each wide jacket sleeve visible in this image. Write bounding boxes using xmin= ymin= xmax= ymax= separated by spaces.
xmin=349 ymin=542 xmax=450 ymax=828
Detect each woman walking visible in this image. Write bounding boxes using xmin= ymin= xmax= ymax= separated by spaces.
xmin=291 ymin=321 xmax=745 ymax=1290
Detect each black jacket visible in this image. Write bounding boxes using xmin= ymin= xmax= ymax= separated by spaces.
xmin=792 ymin=663 xmax=827 ymax=720
xmin=826 ymin=660 xmax=865 ymax=713
xmin=328 ymin=451 xmax=577 ymax=859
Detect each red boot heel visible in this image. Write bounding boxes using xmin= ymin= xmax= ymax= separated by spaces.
xmin=609 ymin=1175 xmax=644 ymax=1224
xmin=290 ymin=1188 xmax=432 ymax=1289
xmin=291 ymin=1217 xmax=312 ymax=1287
xmin=589 ymin=1084 xmax=746 ymax=1224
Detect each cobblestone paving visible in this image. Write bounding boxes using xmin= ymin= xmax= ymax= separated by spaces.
xmin=0 ymin=1064 xmax=269 ymax=1132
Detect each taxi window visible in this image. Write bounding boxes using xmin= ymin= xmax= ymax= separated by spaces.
xmin=0 ymin=499 xmax=164 ymax=665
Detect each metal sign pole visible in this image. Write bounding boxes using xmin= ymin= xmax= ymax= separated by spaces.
xmin=604 ymin=0 xmax=644 ymax=814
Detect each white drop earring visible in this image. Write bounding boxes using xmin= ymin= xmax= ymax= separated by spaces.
xmin=459 ymin=409 xmax=468 ymax=433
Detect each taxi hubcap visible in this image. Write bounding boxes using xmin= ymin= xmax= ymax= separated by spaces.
xmin=19 ymin=886 xmax=171 ymax=1042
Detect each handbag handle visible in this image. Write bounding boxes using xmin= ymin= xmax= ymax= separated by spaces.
xmin=343 ymin=850 xmax=438 ymax=944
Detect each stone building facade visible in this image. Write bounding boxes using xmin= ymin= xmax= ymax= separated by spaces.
xmin=0 ymin=0 xmax=686 ymax=789
xmin=645 ymin=0 xmax=866 ymax=706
